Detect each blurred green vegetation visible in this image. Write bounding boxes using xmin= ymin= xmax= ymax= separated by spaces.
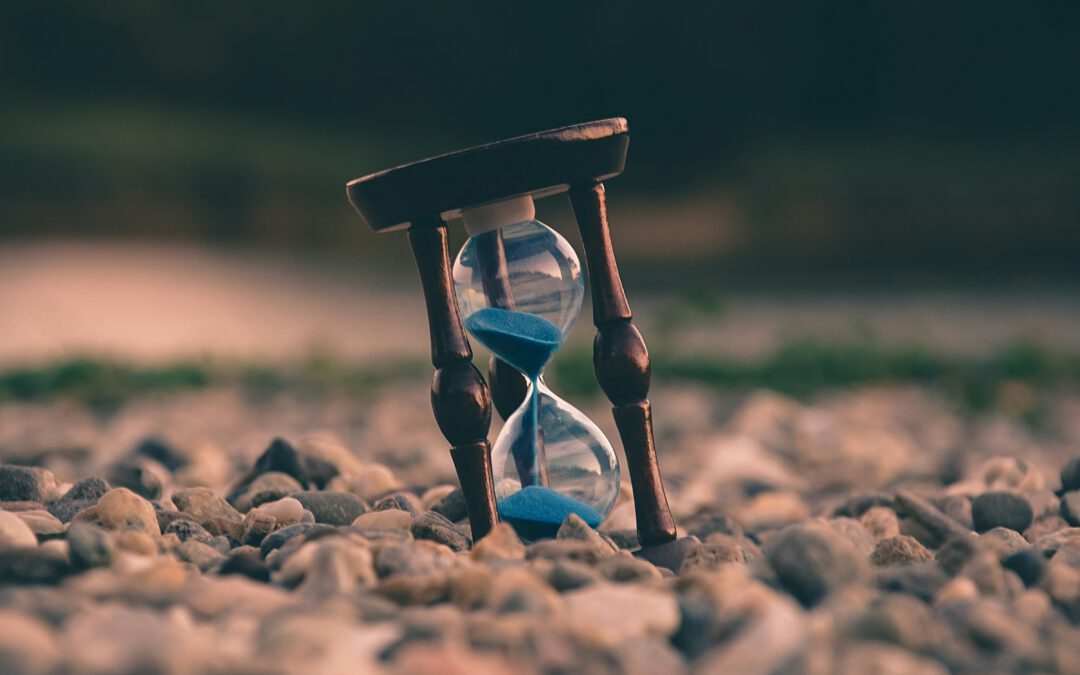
xmin=3 ymin=341 xmax=1078 ymax=416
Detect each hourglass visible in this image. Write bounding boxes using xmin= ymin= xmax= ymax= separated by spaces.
xmin=346 ymin=119 xmax=697 ymax=569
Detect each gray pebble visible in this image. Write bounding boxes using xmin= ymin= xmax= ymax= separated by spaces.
xmin=971 ymin=491 xmax=1033 ymax=533
xmin=765 ymin=522 xmax=866 ymax=607
xmin=871 ymin=535 xmax=933 ymax=566
xmin=411 ymin=511 xmax=469 ymax=552
xmin=1060 ymin=491 xmax=1080 ymax=527
xmin=0 ymin=466 xmax=54 ymax=503
xmin=430 ymin=488 xmax=468 ymax=523
xmin=291 ymin=491 xmax=369 ymax=526
xmin=67 ymin=522 xmax=113 ymax=569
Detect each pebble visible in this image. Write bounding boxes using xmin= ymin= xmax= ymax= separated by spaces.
xmin=257 ymin=496 xmax=304 ymax=526
xmin=687 ymin=513 xmax=744 ymax=540
xmin=171 ymin=487 xmax=242 ymax=537
xmin=430 ymin=487 xmax=469 ymax=523
xmin=979 ymin=526 xmax=1030 ymax=559
xmin=0 ymin=609 xmax=60 ymax=675
xmin=977 ymin=456 xmax=1045 ymax=493
xmin=765 ymin=522 xmax=866 ymax=607
xmin=420 ymin=485 xmax=457 ymax=511
xmin=935 ymin=534 xmax=981 ymax=576
xmin=832 ymin=491 xmax=894 ymax=518
xmin=175 ymin=540 xmax=225 ymax=571
xmin=526 ymin=539 xmax=607 ymax=565
xmin=876 ymin=563 xmax=948 ymax=603
xmin=679 ymin=536 xmax=759 ymax=573
xmin=353 ymin=509 xmax=414 ymax=532
xmin=556 ymin=513 xmax=618 ymax=558
xmin=971 ymin=491 xmax=1033 ymax=533
xmin=1003 ymin=549 xmax=1046 ymax=588
xmin=547 ymin=559 xmax=601 ymax=591
xmin=105 ymin=457 xmax=165 ymax=500
xmin=77 ymin=487 xmax=160 ymax=536
xmin=67 ymin=521 xmax=113 ymax=569
xmin=260 ymin=522 xmax=319 ymax=556
xmin=15 ymin=509 xmax=63 ymax=538
xmin=412 ymin=511 xmax=470 ymax=552
xmin=470 ymin=522 xmax=524 ymax=561
xmin=734 ymin=490 xmax=809 ymax=533
xmin=0 ymin=510 xmax=39 ymax=548
xmin=48 ymin=476 xmax=109 ymax=523
xmin=374 ymin=492 xmax=423 ymax=516
xmin=564 ymin=584 xmax=680 ymax=647
xmin=230 ymin=471 xmax=304 ymax=512
xmin=252 ymin=437 xmax=309 ymax=487
xmin=1061 ymin=491 xmax=1080 ymax=526
xmin=219 ymin=547 xmax=271 ymax=582
xmin=292 ymin=490 xmax=369 ymax=526
xmin=132 ymin=436 xmax=187 ymax=472
xmin=870 ymin=535 xmax=933 ymax=566
xmin=0 ymin=466 xmax=58 ymax=503
xmin=162 ymin=518 xmax=215 ymax=546
xmin=860 ymin=506 xmax=900 ymax=542
xmin=0 ymin=547 xmax=69 ymax=584
xmin=1059 ymin=457 xmax=1080 ymax=493
xmin=596 ymin=555 xmax=662 ymax=583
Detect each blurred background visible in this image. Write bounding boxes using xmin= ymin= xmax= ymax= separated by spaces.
xmin=2 ymin=0 xmax=1080 ymax=385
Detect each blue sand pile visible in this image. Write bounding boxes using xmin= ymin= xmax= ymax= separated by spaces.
xmin=462 ymin=307 xmax=563 ymax=380
xmin=498 ymin=485 xmax=602 ymax=540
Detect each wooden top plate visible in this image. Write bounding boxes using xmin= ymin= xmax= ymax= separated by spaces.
xmin=346 ymin=118 xmax=629 ymax=232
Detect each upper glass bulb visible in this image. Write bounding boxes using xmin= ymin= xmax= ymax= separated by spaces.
xmin=452 ymin=198 xmax=584 ymax=352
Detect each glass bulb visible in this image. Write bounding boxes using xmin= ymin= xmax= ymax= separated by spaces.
xmin=491 ymin=381 xmax=620 ymax=540
xmin=453 ymin=219 xmax=584 ymax=343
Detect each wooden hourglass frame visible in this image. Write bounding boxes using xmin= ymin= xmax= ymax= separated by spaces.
xmin=346 ymin=119 xmax=695 ymax=569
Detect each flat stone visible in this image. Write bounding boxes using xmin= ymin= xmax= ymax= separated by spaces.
xmin=353 ymin=509 xmax=414 ymax=532
xmin=0 ymin=547 xmax=68 ymax=584
xmin=374 ymin=492 xmax=422 ymax=516
xmin=292 ymin=491 xmax=369 ymax=526
xmin=412 ymin=511 xmax=470 ymax=552
xmin=175 ymin=540 xmax=225 ymax=571
xmin=76 ymin=487 xmax=160 ymax=536
xmin=171 ymin=487 xmax=242 ymax=537
xmin=766 ymin=522 xmax=866 ymax=607
xmin=15 ymin=510 xmax=64 ymax=538
xmin=0 ymin=510 xmax=38 ymax=548
xmin=871 ymin=535 xmax=933 ymax=566
xmin=162 ymin=518 xmax=215 ymax=546
xmin=971 ymin=491 xmax=1033 ymax=533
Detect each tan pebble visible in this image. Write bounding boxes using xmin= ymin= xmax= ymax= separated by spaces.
xmin=258 ymin=497 xmax=304 ymax=526
xmin=935 ymin=577 xmax=979 ymax=605
xmin=0 ymin=511 xmax=38 ymax=549
xmin=471 ymin=523 xmax=525 ymax=561
xmin=860 ymin=506 xmax=900 ymax=542
xmin=114 ymin=530 xmax=157 ymax=556
xmin=353 ymin=509 xmax=413 ymax=531
xmin=15 ymin=510 xmax=65 ymax=536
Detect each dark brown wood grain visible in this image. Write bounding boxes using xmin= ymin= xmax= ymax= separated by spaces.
xmin=407 ymin=216 xmax=498 ymax=539
xmin=569 ymin=181 xmax=678 ymax=546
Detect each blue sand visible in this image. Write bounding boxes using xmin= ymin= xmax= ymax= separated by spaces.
xmin=463 ymin=307 xmax=563 ymax=380
xmin=464 ymin=307 xmax=564 ymax=488
xmin=498 ymin=485 xmax=602 ymax=541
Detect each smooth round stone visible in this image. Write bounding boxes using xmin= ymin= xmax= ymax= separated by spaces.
xmin=971 ymin=491 xmax=1033 ymax=533
xmin=78 ymin=488 xmax=160 ymax=536
xmin=1060 ymin=457 xmax=1080 ymax=493
xmin=498 ymin=486 xmax=601 ymax=541
xmin=412 ymin=512 xmax=469 ymax=552
xmin=14 ymin=510 xmax=64 ymax=538
xmin=0 ymin=511 xmax=38 ymax=549
xmin=291 ymin=491 xmax=369 ymax=526
xmin=1061 ymin=491 xmax=1080 ymax=527
xmin=257 ymin=497 xmax=304 ymax=526
xmin=765 ymin=523 xmax=866 ymax=607
xmin=1003 ymin=549 xmax=1046 ymax=588
xmin=353 ymin=509 xmax=414 ymax=532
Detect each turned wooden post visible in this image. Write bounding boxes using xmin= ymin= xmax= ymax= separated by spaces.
xmin=569 ymin=181 xmax=677 ymax=546
xmin=407 ymin=216 xmax=498 ymax=539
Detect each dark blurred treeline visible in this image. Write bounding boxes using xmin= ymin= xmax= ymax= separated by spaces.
xmin=2 ymin=1 xmax=1079 ymax=282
